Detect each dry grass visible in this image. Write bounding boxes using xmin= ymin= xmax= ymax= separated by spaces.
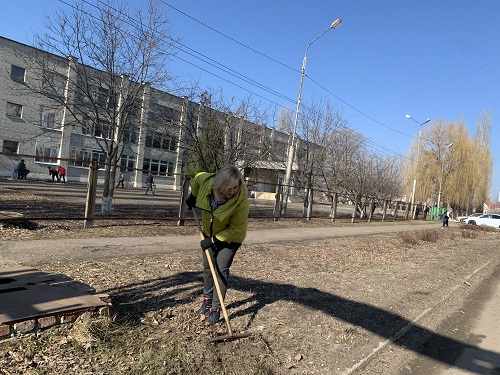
xmin=397 ymin=228 xmax=440 ymax=246
xmin=1 ymin=227 xmax=498 ymax=374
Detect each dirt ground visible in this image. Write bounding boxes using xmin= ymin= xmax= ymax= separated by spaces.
xmin=1 ymin=183 xmax=500 ymax=374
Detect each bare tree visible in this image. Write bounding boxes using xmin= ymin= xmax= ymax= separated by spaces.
xmin=472 ymin=109 xmax=493 ymax=210
xmin=25 ymin=0 xmax=178 ymax=214
xmin=179 ymin=88 xmax=273 ymax=175
xmin=276 ymin=107 xmax=293 ymax=134
xmin=320 ymin=126 xmax=360 ymax=219
xmin=288 ymin=97 xmax=346 ymax=217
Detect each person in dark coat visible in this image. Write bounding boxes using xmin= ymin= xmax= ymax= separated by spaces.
xmin=48 ymin=167 xmax=59 ymax=182
xmin=423 ymin=205 xmax=429 ymax=220
xmin=145 ymin=173 xmax=155 ymax=195
xmin=17 ymin=160 xmax=29 ymax=179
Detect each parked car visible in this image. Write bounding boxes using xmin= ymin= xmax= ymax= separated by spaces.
xmin=460 ymin=213 xmax=483 ymax=223
xmin=465 ymin=214 xmax=500 ymax=228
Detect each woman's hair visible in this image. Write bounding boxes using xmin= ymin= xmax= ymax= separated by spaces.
xmin=213 ymin=165 xmax=244 ymax=201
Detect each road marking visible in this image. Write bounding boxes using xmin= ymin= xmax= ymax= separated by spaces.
xmin=343 ymin=260 xmax=493 ymax=375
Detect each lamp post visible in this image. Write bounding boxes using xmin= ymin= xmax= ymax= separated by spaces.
xmin=282 ymin=18 xmax=342 ymax=215
xmin=405 ymin=114 xmax=430 ymax=219
xmin=436 ymin=142 xmax=454 ymax=215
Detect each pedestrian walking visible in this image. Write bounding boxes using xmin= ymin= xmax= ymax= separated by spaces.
xmin=442 ymin=208 xmax=452 ymax=228
xmin=57 ymin=166 xmax=66 ymax=183
xmin=186 ymin=165 xmax=249 ymax=326
xmin=423 ymin=206 xmax=429 ymax=220
xmin=117 ymin=172 xmax=125 ymax=188
xmin=145 ymin=173 xmax=155 ymax=195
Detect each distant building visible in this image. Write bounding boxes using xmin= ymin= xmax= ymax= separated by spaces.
xmin=0 ymin=36 xmax=307 ymax=192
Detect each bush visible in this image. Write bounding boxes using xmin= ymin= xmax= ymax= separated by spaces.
xmin=461 ymin=229 xmax=478 ymax=239
xmin=418 ymin=229 xmax=439 ymax=243
xmin=398 ymin=231 xmax=419 ymax=246
xmin=461 ymin=224 xmax=498 ymax=233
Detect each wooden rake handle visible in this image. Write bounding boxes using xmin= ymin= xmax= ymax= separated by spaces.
xmin=192 ymin=209 xmax=234 ymax=336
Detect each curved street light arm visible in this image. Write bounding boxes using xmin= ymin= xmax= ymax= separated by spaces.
xmin=282 ymin=19 xmax=342 ymax=215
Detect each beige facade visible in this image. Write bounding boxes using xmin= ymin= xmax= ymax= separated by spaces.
xmin=0 ymin=36 xmax=301 ymax=193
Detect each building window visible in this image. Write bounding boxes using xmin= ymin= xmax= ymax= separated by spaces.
xmin=11 ymin=65 xmax=26 ymax=82
xmin=145 ymin=131 xmax=176 ymax=151
xmin=123 ymin=124 xmax=137 ymax=144
xmin=35 ymin=142 xmax=59 ymax=163
xmin=148 ymin=103 xmax=175 ymax=123
xmin=93 ymin=122 xmax=111 ymax=139
xmin=120 ymin=155 xmax=135 ymax=172
xmin=162 ymin=136 xmax=176 ymax=152
xmin=94 ymin=86 xmax=113 ymax=109
xmin=6 ymin=102 xmax=23 ymax=118
xmin=70 ymin=147 xmax=106 ymax=168
xmin=2 ymin=140 xmax=18 ymax=154
xmin=40 ymin=107 xmax=61 ymax=130
xmin=42 ymin=71 xmax=59 ymax=97
xmin=79 ymin=118 xmax=112 ymax=139
xmin=142 ymin=158 xmax=174 ymax=176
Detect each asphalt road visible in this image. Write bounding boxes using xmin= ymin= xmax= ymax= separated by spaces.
xmin=0 ymin=221 xmax=439 ymax=263
xmin=358 ymin=260 xmax=500 ymax=375
xmin=433 ymin=269 xmax=500 ymax=375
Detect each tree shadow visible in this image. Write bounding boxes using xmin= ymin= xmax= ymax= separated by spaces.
xmin=101 ymin=270 xmax=500 ymax=374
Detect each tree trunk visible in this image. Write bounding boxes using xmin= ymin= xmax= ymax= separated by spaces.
xmin=101 ymin=156 xmax=117 ymax=215
xmin=351 ymin=194 xmax=360 ymax=223
xmin=330 ymin=192 xmax=338 ymax=222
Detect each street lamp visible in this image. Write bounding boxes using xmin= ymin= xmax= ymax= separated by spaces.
xmin=436 ymin=142 xmax=454 ymax=214
xmin=405 ymin=114 xmax=431 ymax=219
xmin=282 ymin=18 xmax=342 ymax=215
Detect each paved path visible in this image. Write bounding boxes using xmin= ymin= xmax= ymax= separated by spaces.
xmin=0 ymin=222 xmax=439 ymax=264
xmin=438 ymin=275 xmax=500 ymax=375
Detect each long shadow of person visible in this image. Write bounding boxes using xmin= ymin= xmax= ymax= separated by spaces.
xmin=103 ymin=268 xmax=500 ymax=375
xmin=228 ymin=275 xmax=500 ymax=375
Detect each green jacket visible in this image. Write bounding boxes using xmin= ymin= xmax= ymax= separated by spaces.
xmin=190 ymin=172 xmax=249 ymax=244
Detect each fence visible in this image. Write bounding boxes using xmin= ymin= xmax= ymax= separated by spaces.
xmin=0 ymin=177 xmax=429 ymax=231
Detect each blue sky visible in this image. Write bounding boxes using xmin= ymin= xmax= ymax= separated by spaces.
xmin=2 ymin=1 xmax=499 ymax=202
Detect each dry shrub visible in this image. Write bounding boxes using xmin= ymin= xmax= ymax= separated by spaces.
xmin=70 ymin=312 xmax=115 ymax=349
xmin=461 ymin=224 xmax=499 ymax=232
xmin=418 ymin=229 xmax=439 ymax=243
xmin=474 ymin=225 xmax=499 ymax=232
xmin=397 ymin=231 xmax=419 ymax=246
xmin=461 ymin=228 xmax=478 ymax=239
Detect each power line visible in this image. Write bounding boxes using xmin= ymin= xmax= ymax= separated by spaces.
xmin=58 ymin=0 xmax=411 ymax=163
xmin=162 ymin=2 xmax=500 ymax=153
xmin=159 ymin=2 xmax=413 ymax=159
xmin=159 ymin=0 xmax=300 ymax=75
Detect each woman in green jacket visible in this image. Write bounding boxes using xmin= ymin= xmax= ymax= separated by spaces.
xmin=186 ymin=165 xmax=249 ymax=326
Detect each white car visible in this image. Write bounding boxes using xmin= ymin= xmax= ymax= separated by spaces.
xmin=460 ymin=213 xmax=483 ymax=223
xmin=465 ymin=214 xmax=500 ymax=228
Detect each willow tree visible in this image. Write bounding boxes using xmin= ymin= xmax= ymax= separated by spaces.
xmin=408 ymin=113 xmax=492 ymax=213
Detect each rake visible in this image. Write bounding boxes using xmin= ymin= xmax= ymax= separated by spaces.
xmin=192 ymin=209 xmax=251 ymax=343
